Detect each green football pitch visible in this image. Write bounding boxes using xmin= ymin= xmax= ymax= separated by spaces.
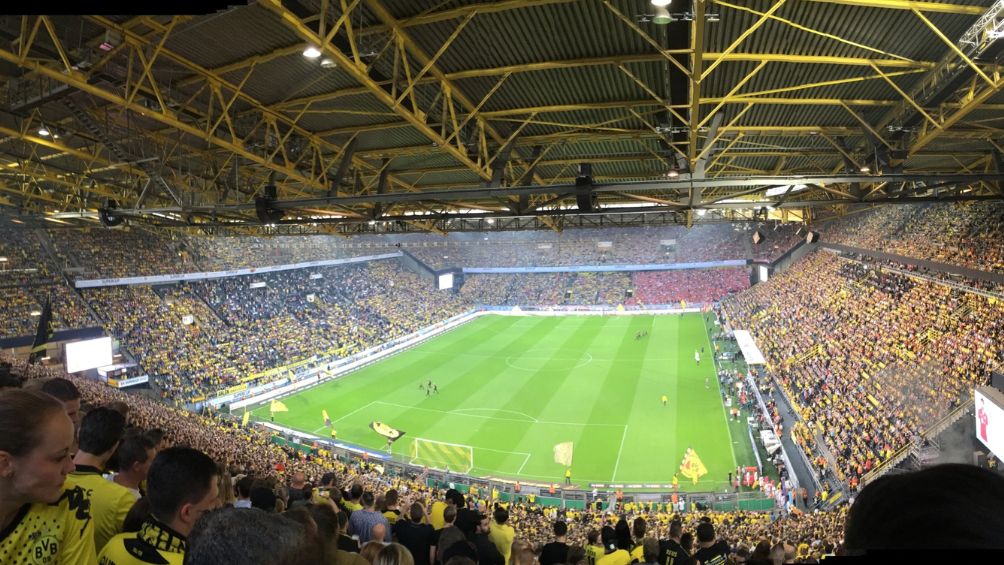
xmin=250 ymin=313 xmax=754 ymax=490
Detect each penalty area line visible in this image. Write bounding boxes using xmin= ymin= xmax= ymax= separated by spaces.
xmin=611 ymin=425 xmax=628 ymax=482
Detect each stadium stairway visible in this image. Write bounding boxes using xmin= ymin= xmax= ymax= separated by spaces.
xmin=33 ymin=230 xmax=66 ymax=270
xmin=923 ymin=397 xmax=975 ymax=441
xmin=61 ymin=272 xmax=103 ymax=329
xmin=858 ymin=399 xmax=974 ymax=489
xmin=192 ymin=292 xmax=231 ymax=327
xmin=742 ymin=231 xmax=754 ymax=259
xmin=768 ymin=381 xmax=830 ymax=501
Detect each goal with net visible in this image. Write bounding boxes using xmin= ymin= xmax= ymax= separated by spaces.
xmin=409 ymin=437 xmax=474 ymax=474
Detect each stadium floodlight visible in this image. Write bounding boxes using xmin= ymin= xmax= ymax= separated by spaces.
xmin=764 ymin=184 xmax=806 ymax=197
xmin=651 ymin=0 xmax=671 ymax=6
xmin=302 ymin=45 xmax=322 ymax=59
xmin=653 ymin=6 xmax=672 ymax=23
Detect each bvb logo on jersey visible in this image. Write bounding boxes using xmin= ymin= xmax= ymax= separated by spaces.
xmin=29 ymin=535 xmax=59 ymax=564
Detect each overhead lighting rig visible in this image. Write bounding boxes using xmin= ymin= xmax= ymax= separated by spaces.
xmin=636 ymin=11 xmax=720 ymax=24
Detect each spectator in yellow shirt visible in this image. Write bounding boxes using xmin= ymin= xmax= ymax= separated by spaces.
xmin=488 ymin=507 xmax=515 ymax=564
xmin=0 ymin=389 xmax=96 ymax=565
xmin=64 ymin=406 xmax=133 ymax=551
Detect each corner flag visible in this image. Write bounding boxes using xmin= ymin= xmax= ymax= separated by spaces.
xmin=322 ymin=409 xmax=331 ymax=427
xmin=553 ymin=442 xmax=573 ymax=467
xmin=679 ymin=448 xmax=708 ymax=485
xmin=28 ymin=298 xmax=54 ymax=365
xmin=270 ymin=400 xmax=289 ymax=413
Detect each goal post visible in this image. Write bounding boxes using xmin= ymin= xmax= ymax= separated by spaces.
xmin=410 ymin=437 xmax=474 ymax=474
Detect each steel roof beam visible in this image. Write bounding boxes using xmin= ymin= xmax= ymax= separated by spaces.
xmin=362 ymin=0 xmax=568 ymax=230
xmin=81 ymin=15 xmax=420 ymax=202
xmin=116 ymin=173 xmax=1004 ymax=214
xmin=267 ymin=52 xmax=933 ymax=115
xmin=262 ymin=0 xmax=491 ymax=185
xmin=800 ymin=0 xmax=986 ymax=15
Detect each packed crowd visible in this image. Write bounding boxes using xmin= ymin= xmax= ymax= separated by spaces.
xmin=37 ymin=223 xmax=807 ymax=282
xmin=0 ymin=356 xmax=861 ymax=565
xmin=0 ymin=228 xmax=59 ymax=283
xmin=0 ymin=221 xmax=805 ymax=342
xmin=817 ymin=201 xmax=1004 ymax=275
xmin=49 ymin=228 xmax=198 ymax=278
xmin=81 ymin=260 xmax=470 ymax=403
xmin=564 ymin=273 xmax=632 ymax=306
xmin=0 ymin=228 xmax=97 ymax=339
xmin=626 ymin=269 xmax=749 ymax=306
xmin=188 ymin=235 xmax=379 ymax=271
xmin=723 ymin=251 xmax=1004 ymax=490
xmin=459 ymin=269 xmax=748 ymax=308
xmin=0 ymin=283 xmax=96 ymax=339
xmin=406 ymin=224 xmax=801 ymax=269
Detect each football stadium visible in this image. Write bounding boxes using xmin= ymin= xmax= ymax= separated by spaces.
xmin=2 ymin=1 xmax=1004 ymax=563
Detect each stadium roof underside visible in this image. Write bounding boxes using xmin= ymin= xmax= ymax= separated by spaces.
xmin=2 ymin=0 xmax=1004 ymax=234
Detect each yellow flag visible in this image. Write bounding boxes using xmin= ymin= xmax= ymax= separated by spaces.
xmin=270 ymin=400 xmax=289 ymax=413
xmin=241 ymin=411 xmax=250 ymax=427
xmin=322 ymin=409 xmax=330 ymax=425
xmin=553 ymin=442 xmax=573 ymax=467
xmin=679 ymin=448 xmax=708 ymax=485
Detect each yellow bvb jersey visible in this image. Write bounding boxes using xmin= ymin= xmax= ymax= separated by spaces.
xmin=630 ymin=543 xmax=645 ymax=563
xmin=64 ymin=467 xmax=137 ymax=552
xmin=0 ymin=485 xmax=97 ymax=565
xmin=98 ymin=520 xmax=186 ymax=565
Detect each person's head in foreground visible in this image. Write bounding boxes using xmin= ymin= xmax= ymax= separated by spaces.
xmin=185 ymin=506 xmax=325 ymax=565
xmin=844 ymin=463 xmax=1004 ymax=553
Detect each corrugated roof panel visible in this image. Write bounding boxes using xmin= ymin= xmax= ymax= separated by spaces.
xmin=404 ymin=1 xmax=658 ymax=76
xmin=166 ymin=4 xmax=303 ymax=69
xmin=355 ymin=127 xmax=435 ymax=151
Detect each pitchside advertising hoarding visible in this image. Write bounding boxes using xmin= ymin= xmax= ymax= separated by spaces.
xmin=975 ymin=387 xmax=1004 ymax=460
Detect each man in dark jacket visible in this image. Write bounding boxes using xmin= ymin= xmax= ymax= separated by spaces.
xmin=472 ymin=513 xmax=505 ymax=565
xmin=393 ymin=502 xmax=436 ymax=565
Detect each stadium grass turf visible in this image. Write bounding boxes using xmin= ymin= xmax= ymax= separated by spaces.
xmin=251 ymin=314 xmax=751 ymax=491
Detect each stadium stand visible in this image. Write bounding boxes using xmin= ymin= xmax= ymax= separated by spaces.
xmin=817 ymin=202 xmax=1004 ymax=276
xmin=627 ymin=269 xmax=750 ymax=306
xmin=80 ymin=261 xmax=469 ymax=403
xmin=0 ymin=229 xmax=96 ymax=339
xmin=723 ymin=251 xmax=1004 ymax=491
xmin=459 ymin=268 xmax=749 ymax=307
xmin=40 ymin=223 xmax=804 ymax=281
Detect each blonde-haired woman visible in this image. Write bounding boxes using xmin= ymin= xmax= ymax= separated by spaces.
xmin=0 ymin=388 xmax=97 ymax=564
xmin=374 ymin=543 xmax=414 ymax=565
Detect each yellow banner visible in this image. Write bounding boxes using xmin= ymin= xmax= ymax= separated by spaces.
xmin=219 ymin=382 xmax=249 ymax=396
